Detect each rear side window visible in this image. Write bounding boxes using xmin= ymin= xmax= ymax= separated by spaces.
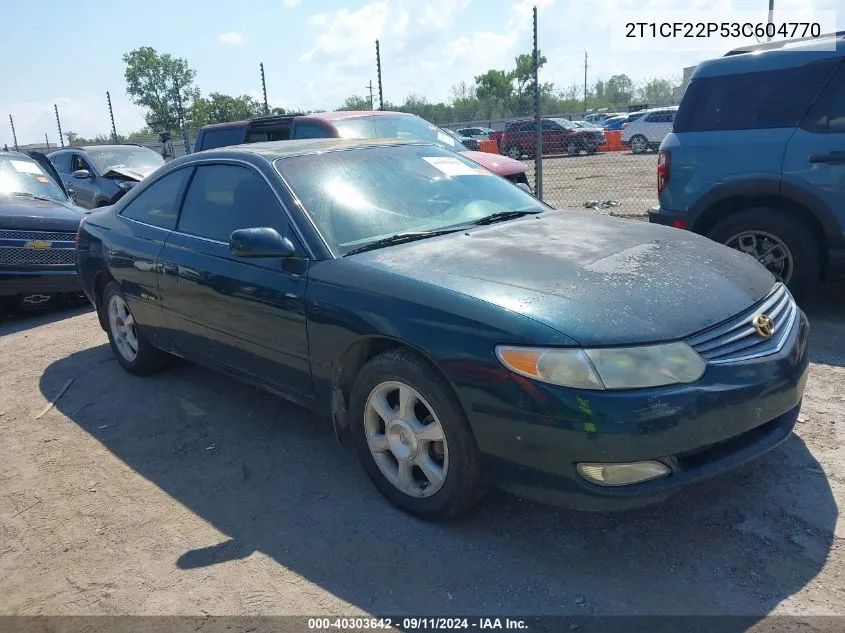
xmin=802 ymin=61 xmax=845 ymax=133
xmin=645 ymin=111 xmax=674 ymax=123
xmin=120 ymin=168 xmax=192 ymax=230
xmin=293 ymin=123 xmax=330 ymax=139
xmin=246 ymin=125 xmax=291 ymax=143
xmin=199 ymin=127 xmax=247 ymax=150
xmin=51 ymin=153 xmax=72 ymax=174
xmin=177 ymin=164 xmax=287 ymax=243
xmin=678 ymin=60 xmax=839 ymax=132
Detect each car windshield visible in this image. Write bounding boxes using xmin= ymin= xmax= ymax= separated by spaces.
xmin=0 ymin=154 xmax=67 ymax=203
xmin=331 ymin=115 xmax=469 ymax=152
xmin=275 ymin=144 xmax=546 ymax=255
xmin=550 ymin=118 xmax=578 ymax=130
xmin=85 ymin=146 xmax=164 ymax=175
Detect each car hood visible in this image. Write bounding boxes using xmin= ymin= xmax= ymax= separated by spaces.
xmin=351 ymin=211 xmax=775 ymax=346
xmin=102 ymin=165 xmax=157 ymax=181
xmin=460 ymin=151 xmax=526 ymax=176
xmin=0 ymin=196 xmax=85 ymax=232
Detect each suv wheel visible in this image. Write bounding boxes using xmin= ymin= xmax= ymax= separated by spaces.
xmin=506 ymin=145 xmax=522 ymax=160
xmin=630 ymin=135 xmax=648 ymax=154
xmin=707 ymin=207 xmax=820 ymax=299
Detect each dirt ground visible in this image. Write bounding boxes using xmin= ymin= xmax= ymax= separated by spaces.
xmin=0 ymin=284 xmax=843 ymax=625
xmin=524 ymin=151 xmax=659 ymax=215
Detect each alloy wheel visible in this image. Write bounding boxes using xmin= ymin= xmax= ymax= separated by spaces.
xmin=724 ymin=230 xmax=794 ymax=284
xmin=108 ymin=294 xmax=139 ymax=363
xmin=364 ymin=380 xmax=449 ymax=498
xmin=631 ymin=135 xmax=648 ymax=154
xmin=506 ymin=145 xmax=522 ymax=160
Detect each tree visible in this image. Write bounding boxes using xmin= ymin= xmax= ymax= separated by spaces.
xmin=474 ymin=69 xmax=512 ymax=118
xmin=187 ymin=93 xmax=265 ymax=128
xmin=338 ymin=95 xmax=373 ymax=111
xmin=123 ymin=46 xmax=200 ymax=130
xmin=511 ymin=51 xmax=547 ymax=116
xmin=605 ymin=74 xmax=634 ymax=106
xmin=64 ymin=131 xmax=79 ymax=146
xmin=638 ymin=78 xmax=672 ymax=106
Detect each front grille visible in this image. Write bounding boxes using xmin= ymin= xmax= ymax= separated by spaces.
xmin=0 ymin=229 xmax=76 ymax=242
xmin=0 ymin=246 xmax=75 ymax=266
xmin=686 ymin=283 xmax=797 ymax=364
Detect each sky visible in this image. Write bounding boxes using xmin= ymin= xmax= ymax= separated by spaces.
xmin=0 ymin=0 xmax=841 ymax=146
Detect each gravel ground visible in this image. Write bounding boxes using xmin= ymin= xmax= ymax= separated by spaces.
xmin=0 ymin=284 xmax=843 ymax=626
xmin=525 ymin=151 xmax=659 ymax=215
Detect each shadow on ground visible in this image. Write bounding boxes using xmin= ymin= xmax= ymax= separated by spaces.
xmin=802 ymin=282 xmax=845 ymax=368
xmin=41 ymin=338 xmax=837 ymax=627
xmin=0 ymin=301 xmax=92 ymax=336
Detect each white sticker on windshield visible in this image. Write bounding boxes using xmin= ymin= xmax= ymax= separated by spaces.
xmin=436 ymin=131 xmax=456 ymax=147
xmin=10 ymin=160 xmax=44 ymax=175
xmin=422 ymin=156 xmax=480 ymax=177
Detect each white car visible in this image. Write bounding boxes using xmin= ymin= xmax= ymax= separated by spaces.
xmin=621 ymin=107 xmax=678 ymax=154
xmin=455 ymin=126 xmax=494 ymax=140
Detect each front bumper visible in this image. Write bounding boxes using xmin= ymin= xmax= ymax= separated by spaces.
xmin=458 ymin=310 xmax=810 ymax=511
xmin=0 ymin=269 xmax=81 ymax=298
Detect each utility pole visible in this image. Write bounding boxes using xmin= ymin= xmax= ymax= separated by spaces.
xmin=767 ymin=0 xmax=774 ymax=41
xmin=375 ymin=40 xmax=384 ymax=110
xmin=583 ymin=52 xmax=588 ymax=115
xmin=55 ymin=104 xmax=64 ymax=147
xmin=106 ymin=91 xmax=118 ymax=142
xmin=174 ymin=77 xmax=191 ymax=154
xmin=44 ymin=133 xmax=50 ymax=152
xmin=532 ymin=5 xmax=542 ymax=200
xmin=9 ymin=115 xmax=18 ymax=150
xmin=260 ymin=62 xmax=269 ymax=115
xmin=367 ymin=80 xmax=374 ymax=110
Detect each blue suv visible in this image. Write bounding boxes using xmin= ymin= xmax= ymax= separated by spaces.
xmin=649 ymin=33 xmax=845 ymax=298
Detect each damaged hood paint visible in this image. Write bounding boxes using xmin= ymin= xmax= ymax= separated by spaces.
xmin=460 ymin=151 xmax=526 ymax=177
xmin=102 ymin=166 xmax=155 ymax=181
xmin=351 ymin=211 xmax=776 ymax=346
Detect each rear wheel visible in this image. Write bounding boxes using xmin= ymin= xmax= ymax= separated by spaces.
xmin=348 ymin=349 xmax=488 ymax=521
xmin=102 ymin=282 xmax=170 ymax=375
xmin=566 ymin=141 xmax=581 ymax=156
xmin=707 ymin=207 xmax=820 ymax=299
xmin=630 ymin=135 xmax=648 ymax=154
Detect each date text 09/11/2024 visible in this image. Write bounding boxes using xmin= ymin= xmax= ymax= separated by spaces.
xmin=624 ymin=21 xmax=822 ymax=39
xmin=307 ymin=617 xmax=529 ymax=630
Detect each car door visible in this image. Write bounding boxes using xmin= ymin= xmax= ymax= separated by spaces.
xmin=643 ymin=111 xmax=674 ymax=144
xmin=782 ymin=59 xmax=845 ymax=246
xmin=68 ymin=153 xmax=98 ymax=208
xmin=156 ymin=162 xmax=312 ymax=397
xmin=541 ymin=119 xmax=564 ymax=153
xmin=111 ymin=167 xmax=193 ymax=347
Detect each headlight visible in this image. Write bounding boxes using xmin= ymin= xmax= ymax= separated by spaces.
xmin=495 ymin=342 xmax=706 ymax=390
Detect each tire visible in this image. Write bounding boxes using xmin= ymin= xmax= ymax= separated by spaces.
xmin=505 ymin=145 xmax=522 ymax=160
xmin=706 ymin=207 xmax=820 ymax=300
xmin=101 ymin=281 xmax=170 ymax=375
xmin=630 ymin=135 xmax=648 ymax=154
xmin=566 ymin=141 xmax=580 ymax=156
xmin=348 ymin=348 xmax=488 ymax=521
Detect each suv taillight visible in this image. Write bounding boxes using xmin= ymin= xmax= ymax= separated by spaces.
xmin=657 ymin=150 xmax=670 ymax=194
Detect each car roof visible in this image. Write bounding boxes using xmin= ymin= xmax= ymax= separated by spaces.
xmin=48 ymin=144 xmax=144 ymax=155
xmin=183 ymin=137 xmax=429 ymax=163
xmin=197 ymin=110 xmax=415 ymax=132
xmin=694 ymin=32 xmax=845 ymax=79
xmin=308 ymin=110 xmax=415 ymax=122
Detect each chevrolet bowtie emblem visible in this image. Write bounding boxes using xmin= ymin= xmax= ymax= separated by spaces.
xmin=23 ymin=240 xmax=52 ymax=250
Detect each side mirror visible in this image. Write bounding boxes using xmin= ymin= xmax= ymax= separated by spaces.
xmin=72 ymin=169 xmax=92 ymax=179
xmin=229 ymin=227 xmax=296 ymax=258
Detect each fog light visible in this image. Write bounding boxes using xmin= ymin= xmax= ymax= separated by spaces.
xmin=577 ymin=461 xmax=670 ymax=486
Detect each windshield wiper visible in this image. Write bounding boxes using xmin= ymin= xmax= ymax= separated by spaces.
xmin=2 ymin=191 xmax=58 ymax=203
xmin=471 ymin=209 xmax=543 ymax=225
xmin=344 ymin=229 xmax=462 ymax=256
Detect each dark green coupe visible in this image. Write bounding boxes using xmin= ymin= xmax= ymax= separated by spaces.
xmin=76 ymin=138 xmax=809 ymax=520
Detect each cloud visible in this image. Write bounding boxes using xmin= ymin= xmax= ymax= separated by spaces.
xmin=217 ymin=31 xmax=245 ymax=45
xmin=1 ymin=95 xmax=146 ymax=146
xmin=283 ymin=0 xmax=302 ymax=6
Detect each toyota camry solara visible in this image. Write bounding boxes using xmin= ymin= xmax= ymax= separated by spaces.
xmin=75 ymin=138 xmax=809 ymax=520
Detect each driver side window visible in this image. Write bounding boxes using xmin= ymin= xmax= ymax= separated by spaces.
xmin=71 ymin=154 xmax=92 ymax=173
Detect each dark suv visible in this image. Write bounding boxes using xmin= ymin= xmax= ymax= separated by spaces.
xmin=497 ymin=118 xmax=606 ymax=159
xmin=649 ymin=33 xmax=845 ymax=297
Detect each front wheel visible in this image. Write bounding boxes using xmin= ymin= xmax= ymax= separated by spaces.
xmin=348 ymin=349 xmax=488 ymax=521
xmin=630 ymin=135 xmax=648 ymax=154
xmin=566 ymin=141 xmax=581 ymax=156
xmin=505 ymin=145 xmax=522 ymax=160
xmin=102 ymin=282 xmax=170 ymax=375
xmin=707 ymin=207 xmax=820 ymax=300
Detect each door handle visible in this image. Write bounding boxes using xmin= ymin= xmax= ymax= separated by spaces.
xmin=810 ymin=152 xmax=845 ymax=164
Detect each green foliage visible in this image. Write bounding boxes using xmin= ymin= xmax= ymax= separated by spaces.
xmin=123 ymin=46 xmax=200 ymax=130
xmin=338 ymin=95 xmax=374 ymax=111
xmin=187 ymin=93 xmax=266 ymax=128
